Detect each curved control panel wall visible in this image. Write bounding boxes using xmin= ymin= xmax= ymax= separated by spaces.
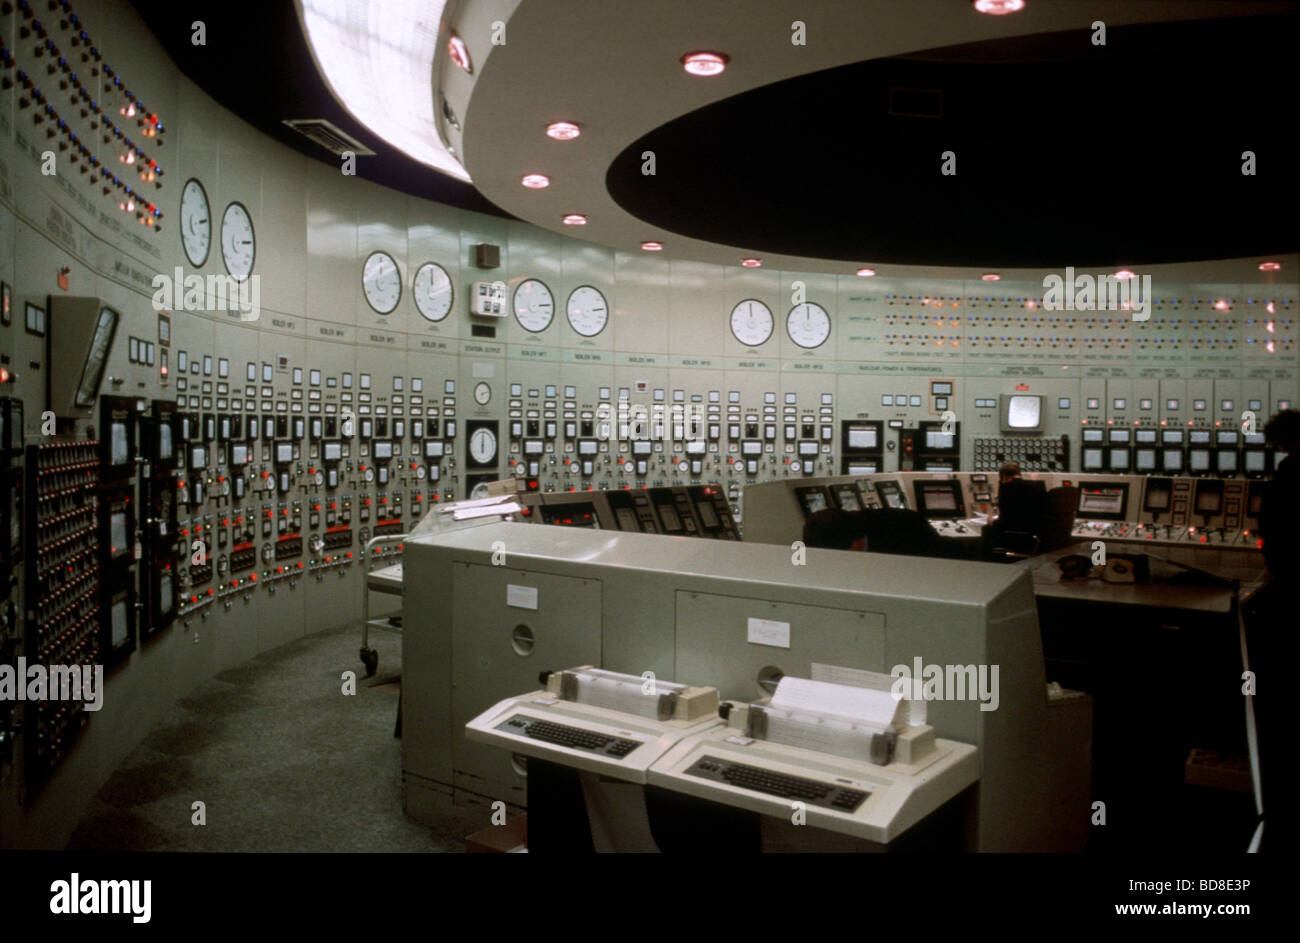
xmin=0 ymin=2 xmax=1295 ymax=847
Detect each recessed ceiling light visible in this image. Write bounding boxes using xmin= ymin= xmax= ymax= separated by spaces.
xmin=681 ymin=51 xmax=729 ymax=77
xmin=1259 ymin=260 xmax=1281 ymax=271
xmin=546 ymin=121 xmax=581 ymax=141
xmin=641 ymin=241 xmax=664 ymax=251
xmin=981 ymin=273 xmax=1000 ymax=281
xmin=741 ymin=257 xmax=762 ymax=268
xmin=1114 ymin=269 xmax=1136 ymax=280
xmin=856 ymin=267 xmax=876 ymax=277
xmin=520 ymin=173 xmax=550 ymax=189
xmin=972 ymin=0 xmax=1026 ymax=14
xmin=447 ymin=33 xmax=472 ymax=74
xmin=562 ymin=214 xmax=588 ymax=226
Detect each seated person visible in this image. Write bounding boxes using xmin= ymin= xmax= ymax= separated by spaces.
xmin=803 ymin=507 xmax=943 ymax=558
xmin=982 ymin=461 xmax=1047 ymax=556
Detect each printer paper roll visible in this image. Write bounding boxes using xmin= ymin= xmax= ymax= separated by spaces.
xmin=558 ymin=669 xmax=675 ymax=720
xmin=770 ymin=677 xmax=904 ymax=730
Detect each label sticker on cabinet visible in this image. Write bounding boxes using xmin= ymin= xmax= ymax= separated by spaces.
xmin=507 ymin=584 xmax=539 ymax=610
xmin=747 ymin=617 xmax=790 ymax=649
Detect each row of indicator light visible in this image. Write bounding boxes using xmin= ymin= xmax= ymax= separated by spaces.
xmin=11 ymin=0 xmax=166 ymax=132
xmin=2 ymin=55 xmax=165 ymax=227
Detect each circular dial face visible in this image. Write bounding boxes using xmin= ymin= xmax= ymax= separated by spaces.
xmin=474 ymin=382 xmax=491 ymax=405
xmin=470 ymin=481 xmax=492 ymax=500
xmin=567 ymin=285 xmax=609 ymax=337
xmin=469 ymin=427 xmax=498 ymax=465
xmin=730 ymin=299 xmax=774 ymax=347
xmin=513 ymin=278 xmax=554 ymax=333
xmin=786 ymin=302 xmax=831 ymax=349
xmin=412 ymin=262 xmax=453 ymax=321
xmin=220 ymin=202 xmax=255 ymax=280
xmin=364 ymin=468 xmax=375 ymax=483
xmin=180 ymin=178 xmax=211 ymax=267
xmin=362 ymin=251 xmax=402 ymax=315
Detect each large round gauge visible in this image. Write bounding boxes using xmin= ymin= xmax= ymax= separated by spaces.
xmin=412 ymin=261 xmax=453 ymax=321
xmin=513 ymin=278 xmax=554 ymax=333
xmin=362 ymin=251 xmax=402 ymax=315
xmin=179 ymin=178 xmax=211 ymax=267
xmin=786 ymin=301 xmax=831 ymax=349
xmin=567 ymin=285 xmax=609 ymax=337
xmin=469 ymin=427 xmax=498 ymax=465
xmin=730 ymin=299 xmax=773 ymax=347
xmin=220 ymin=201 xmax=255 ymax=281
xmin=473 ymin=382 xmax=491 ymax=406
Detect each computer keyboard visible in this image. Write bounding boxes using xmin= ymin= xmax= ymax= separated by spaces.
xmin=684 ymin=756 xmax=869 ymax=811
xmin=497 ymin=715 xmax=641 ymax=758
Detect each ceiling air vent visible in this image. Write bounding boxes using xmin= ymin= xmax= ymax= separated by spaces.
xmin=888 ymin=87 xmax=943 ymax=119
xmin=281 ymin=118 xmax=376 ymax=156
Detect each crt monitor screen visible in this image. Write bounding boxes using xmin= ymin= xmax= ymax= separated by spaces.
xmin=1135 ymin=449 xmax=1156 ymax=471
xmin=1217 ymin=451 xmax=1238 ymax=472
xmin=110 ymin=421 xmax=129 ymax=467
xmin=876 ymin=481 xmax=906 ymax=509
xmin=1003 ymin=394 xmax=1042 ymax=431
xmin=916 ymin=481 xmax=962 ymax=517
xmin=1244 ymin=451 xmax=1266 ymax=473
xmin=1195 ymin=485 xmax=1222 ymax=514
xmin=1189 ymin=450 xmax=1210 ymax=472
xmin=847 ymin=427 xmax=878 ymax=449
xmin=925 ymin=430 xmax=955 ymax=450
xmin=1144 ymin=483 xmax=1171 ymax=512
xmin=800 ymin=489 xmax=829 ymax=514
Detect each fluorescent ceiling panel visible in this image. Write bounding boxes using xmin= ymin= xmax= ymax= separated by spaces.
xmin=297 ymin=0 xmax=469 ymax=181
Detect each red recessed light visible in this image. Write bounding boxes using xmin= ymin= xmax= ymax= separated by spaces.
xmin=1114 ymin=269 xmax=1136 ymax=280
xmin=447 ymin=34 xmax=472 ymax=74
xmin=856 ymin=267 xmax=876 ymax=277
xmin=562 ymin=214 xmax=588 ymax=226
xmin=520 ymin=173 xmax=550 ymax=189
xmin=546 ymin=121 xmax=581 ymax=141
xmin=973 ymin=0 xmax=1026 ymax=14
xmin=741 ymin=257 xmax=762 ymax=268
xmin=681 ymin=51 xmax=729 ymax=76
xmin=641 ymin=241 xmax=664 ymax=251
xmin=1259 ymin=261 xmax=1281 ymax=272
xmin=981 ymin=273 xmax=1000 ymax=281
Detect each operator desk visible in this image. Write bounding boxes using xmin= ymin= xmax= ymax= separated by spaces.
xmin=1028 ymin=544 xmax=1268 ymax=851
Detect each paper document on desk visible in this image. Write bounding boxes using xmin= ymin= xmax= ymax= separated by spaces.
xmin=770 ymin=677 xmax=904 ymax=730
xmin=451 ymin=501 xmax=524 ymax=521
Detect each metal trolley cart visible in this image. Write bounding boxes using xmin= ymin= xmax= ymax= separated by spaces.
xmin=360 ymin=533 xmax=407 ymax=677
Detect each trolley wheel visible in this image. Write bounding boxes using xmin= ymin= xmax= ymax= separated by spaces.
xmin=361 ymin=647 xmax=379 ymax=677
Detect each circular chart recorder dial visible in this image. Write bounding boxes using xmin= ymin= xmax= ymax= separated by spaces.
xmin=730 ymin=298 xmax=774 ymax=346
xmin=567 ymin=285 xmax=609 ymax=337
xmin=469 ymin=427 xmax=498 ymax=465
xmin=179 ymin=178 xmax=211 ymax=267
xmin=362 ymin=251 xmax=402 ymax=314
xmin=220 ymin=201 xmax=256 ymax=280
xmin=513 ymin=278 xmax=554 ymax=333
xmin=786 ymin=301 xmax=831 ymax=349
xmin=412 ymin=261 xmax=454 ymax=321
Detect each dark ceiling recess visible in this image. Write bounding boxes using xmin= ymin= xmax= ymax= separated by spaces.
xmin=608 ymin=15 xmax=1299 ymax=268
xmin=129 ymin=0 xmax=511 ymax=219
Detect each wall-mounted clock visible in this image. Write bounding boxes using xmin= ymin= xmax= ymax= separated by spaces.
xmin=730 ymin=298 xmax=773 ymax=347
xmin=220 ymin=201 xmax=255 ymax=280
xmin=362 ymin=251 xmax=402 ymax=314
xmin=413 ymin=261 xmax=453 ymax=321
xmin=513 ymin=278 xmax=554 ymax=333
xmin=786 ymin=301 xmax=831 ymax=349
xmin=567 ymin=285 xmax=608 ymax=337
xmin=180 ymin=178 xmax=211 ymax=267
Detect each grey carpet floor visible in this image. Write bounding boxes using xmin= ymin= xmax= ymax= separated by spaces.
xmin=66 ymin=621 xmax=485 ymax=852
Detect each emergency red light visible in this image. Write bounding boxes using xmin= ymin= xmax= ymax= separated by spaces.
xmin=562 ymin=214 xmax=588 ymax=226
xmin=856 ymin=268 xmax=876 ymax=277
xmin=520 ymin=173 xmax=549 ymax=189
xmin=1258 ymin=261 xmax=1281 ymax=272
xmin=741 ymin=258 xmax=762 ymax=268
xmin=448 ymin=34 xmax=472 ymax=74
